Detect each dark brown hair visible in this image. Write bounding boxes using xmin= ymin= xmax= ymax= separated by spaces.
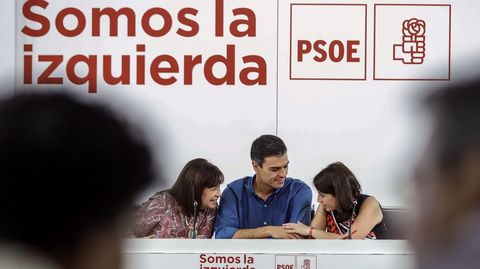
xmin=313 ymin=162 xmax=361 ymax=215
xmin=250 ymin=135 xmax=287 ymax=167
xmin=169 ymin=158 xmax=224 ymax=216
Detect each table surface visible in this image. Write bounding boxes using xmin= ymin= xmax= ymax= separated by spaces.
xmin=122 ymin=239 xmax=413 ymax=255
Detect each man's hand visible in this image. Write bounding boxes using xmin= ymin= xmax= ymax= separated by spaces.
xmin=267 ymin=226 xmax=303 ymax=239
xmin=282 ymin=221 xmax=310 ymax=236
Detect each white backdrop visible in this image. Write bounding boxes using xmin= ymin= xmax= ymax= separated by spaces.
xmin=4 ymin=0 xmax=480 ymax=207
xmin=0 ymin=1 xmax=15 ymax=97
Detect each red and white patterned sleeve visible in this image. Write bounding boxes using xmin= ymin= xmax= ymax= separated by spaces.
xmin=132 ymin=193 xmax=167 ymax=238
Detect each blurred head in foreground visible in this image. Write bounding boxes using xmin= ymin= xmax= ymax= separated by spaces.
xmin=414 ymin=78 xmax=480 ymax=269
xmin=0 ymin=91 xmax=154 ymax=269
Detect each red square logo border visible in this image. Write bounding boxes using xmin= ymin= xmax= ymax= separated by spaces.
xmin=289 ymin=3 xmax=368 ymax=81
xmin=373 ymin=4 xmax=451 ymax=81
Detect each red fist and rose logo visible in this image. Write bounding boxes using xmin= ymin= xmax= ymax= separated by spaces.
xmin=394 ymin=18 xmax=426 ymax=64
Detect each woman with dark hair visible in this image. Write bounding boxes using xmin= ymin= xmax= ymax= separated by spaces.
xmin=283 ymin=162 xmax=387 ymax=239
xmin=133 ymin=158 xmax=223 ymax=238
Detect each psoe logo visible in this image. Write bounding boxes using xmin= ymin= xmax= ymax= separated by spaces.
xmin=300 ymin=258 xmax=310 ymax=269
xmin=297 ymin=256 xmax=316 ymax=269
xmin=290 ymin=4 xmax=367 ymax=80
xmin=393 ymin=18 xmax=426 ymax=64
xmin=374 ymin=4 xmax=451 ymax=80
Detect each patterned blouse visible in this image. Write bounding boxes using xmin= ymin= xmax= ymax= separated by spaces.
xmin=132 ymin=191 xmax=217 ymax=238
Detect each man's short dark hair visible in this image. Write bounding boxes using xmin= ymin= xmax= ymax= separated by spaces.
xmin=250 ymin=135 xmax=287 ymax=167
xmin=425 ymin=79 xmax=480 ymax=173
xmin=0 ymin=92 xmax=154 ymax=264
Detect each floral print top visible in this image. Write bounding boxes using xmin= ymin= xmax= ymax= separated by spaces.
xmin=133 ymin=191 xmax=217 ymax=238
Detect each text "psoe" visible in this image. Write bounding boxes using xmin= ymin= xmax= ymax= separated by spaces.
xmin=297 ymin=40 xmax=361 ymax=63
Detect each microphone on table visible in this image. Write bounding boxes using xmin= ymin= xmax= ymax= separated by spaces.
xmin=192 ymin=200 xmax=198 ymax=239
xmin=348 ymin=199 xmax=358 ymax=240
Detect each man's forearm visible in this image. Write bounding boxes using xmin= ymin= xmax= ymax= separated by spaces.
xmin=232 ymin=226 xmax=272 ymax=239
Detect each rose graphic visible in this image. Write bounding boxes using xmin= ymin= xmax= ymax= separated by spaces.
xmin=393 ymin=18 xmax=426 ymax=64
xmin=403 ymin=18 xmax=426 ymax=37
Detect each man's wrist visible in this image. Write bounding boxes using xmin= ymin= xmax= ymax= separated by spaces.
xmin=260 ymin=226 xmax=271 ymax=238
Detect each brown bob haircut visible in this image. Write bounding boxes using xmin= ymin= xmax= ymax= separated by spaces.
xmin=169 ymin=158 xmax=224 ymax=216
xmin=313 ymin=162 xmax=361 ymax=214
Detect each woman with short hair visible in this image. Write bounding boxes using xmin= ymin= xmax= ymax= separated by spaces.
xmin=283 ymin=162 xmax=387 ymax=239
xmin=133 ymin=158 xmax=223 ymax=238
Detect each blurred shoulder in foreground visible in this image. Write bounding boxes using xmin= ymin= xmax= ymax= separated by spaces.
xmin=414 ymin=78 xmax=480 ymax=269
xmin=0 ymin=90 xmax=156 ymax=269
